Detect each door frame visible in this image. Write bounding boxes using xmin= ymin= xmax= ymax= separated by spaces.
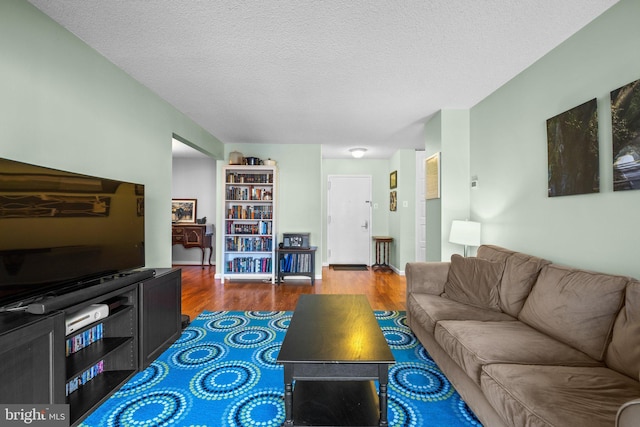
xmin=326 ymin=174 xmax=372 ymax=266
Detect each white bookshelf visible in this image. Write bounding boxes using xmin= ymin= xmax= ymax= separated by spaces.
xmin=221 ymin=165 xmax=277 ymax=283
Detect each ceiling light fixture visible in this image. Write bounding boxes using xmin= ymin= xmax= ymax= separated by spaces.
xmin=349 ymin=148 xmax=367 ymax=158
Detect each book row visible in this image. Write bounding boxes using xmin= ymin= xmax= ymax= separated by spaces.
xmin=226 ymin=205 xmax=273 ymax=220
xmin=65 ymin=324 xmax=104 ymax=357
xmin=226 ymin=186 xmax=273 ymax=201
xmin=225 ymin=236 xmax=273 ymax=252
xmin=66 ymin=360 xmax=104 ymax=396
xmin=225 ymin=220 xmax=272 ymax=235
xmin=225 ymin=257 xmax=273 ymax=273
xmin=226 ymin=172 xmax=273 ymax=184
xmin=279 ymin=253 xmax=313 ymax=273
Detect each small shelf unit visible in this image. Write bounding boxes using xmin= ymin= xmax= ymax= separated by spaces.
xmin=222 ymin=165 xmax=277 ymax=283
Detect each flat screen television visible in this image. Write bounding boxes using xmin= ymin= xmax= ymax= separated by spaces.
xmin=0 ymin=157 xmax=145 ymax=309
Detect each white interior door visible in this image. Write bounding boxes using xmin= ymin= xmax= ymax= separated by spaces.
xmin=327 ymin=175 xmax=371 ymax=265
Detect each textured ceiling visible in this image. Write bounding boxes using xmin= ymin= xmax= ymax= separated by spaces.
xmin=28 ymin=0 xmax=618 ymax=159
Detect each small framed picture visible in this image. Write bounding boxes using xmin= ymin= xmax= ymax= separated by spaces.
xmin=390 ymin=170 xmax=397 ymax=189
xmin=172 ymin=199 xmax=197 ymax=223
xmin=390 ymin=191 xmax=397 ymax=211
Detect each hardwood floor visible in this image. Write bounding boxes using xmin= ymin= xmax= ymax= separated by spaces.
xmin=178 ymin=265 xmax=406 ymax=319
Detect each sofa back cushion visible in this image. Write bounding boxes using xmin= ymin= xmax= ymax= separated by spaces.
xmin=478 ymin=245 xmax=550 ymax=317
xmin=519 ymin=264 xmax=627 ymax=361
xmin=606 ymin=280 xmax=640 ymax=380
xmin=442 ymin=254 xmax=504 ymax=312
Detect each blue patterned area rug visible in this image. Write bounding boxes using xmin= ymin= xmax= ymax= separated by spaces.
xmin=80 ymin=311 xmax=482 ymax=427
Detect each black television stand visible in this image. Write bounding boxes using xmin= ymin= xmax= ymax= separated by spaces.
xmin=26 ymin=269 xmax=155 ymax=314
xmin=0 ymin=267 xmax=182 ymax=426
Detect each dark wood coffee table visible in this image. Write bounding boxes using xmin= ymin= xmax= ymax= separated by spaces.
xmin=277 ymin=294 xmax=395 ymax=427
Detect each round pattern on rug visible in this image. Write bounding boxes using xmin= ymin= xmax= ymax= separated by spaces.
xmin=389 ymin=362 xmax=454 ymax=402
xmin=206 ymin=315 xmax=249 ymax=331
xmin=382 ymin=326 xmax=418 ymax=350
xmin=171 ymin=343 xmax=227 ymax=368
xmin=268 ymin=315 xmax=291 ymax=331
xmin=253 ymin=342 xmax=283 ymax=369
xmin=225 ymin=326 xmax=276 ymax=348
xmin=190 ymin=360 xmax=260 ymax=401
xmin=224 ymin=389 xmax=285 ymax=427
xmin=454 ymin=394 xmax=482 ymax=426
xmin=375 ymin=310 xmax=399 ymax=320
xmin=415 ymin=346 xmax=437 ymax=365
xmin=173 ymin=326 xmax=206 ymax=347
xmin=105 ymin=389 xmax=189 ymax=427
xmin=196 ymin=311 xmax=228 ymax=320
xmin=388 ymin=393 xmax=423 ymax=427
xmin=396 ymin=315 xmax=409 ymax=328
xmin=246 ymin=311 xmax=285 ymax=319
xmin=113 ymin=361 xmax=169 ymax=398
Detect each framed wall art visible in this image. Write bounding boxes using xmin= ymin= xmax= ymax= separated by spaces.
xmin=546 ymin=99 xmax=599 ymax=197
xmin=611 ymin=78 xmax=640 ymax=191
xmin=390 ymin=191 xmax=397 ymax=211
xmin=390 ymin=171 xmax=397 ymax=189
xmin=425 ymin=152 xmax=441 ymax=200
xmin=172 ymin=199 xmax=197 ymax=223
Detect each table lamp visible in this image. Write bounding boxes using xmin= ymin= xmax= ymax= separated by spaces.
xmin=449 ymin=220 xmax=481 ymax=257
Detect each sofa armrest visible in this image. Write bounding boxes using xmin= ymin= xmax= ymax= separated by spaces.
xmin=617 ymin=398 xmax=640 ymax=427
xmin=405 ymin=262 xmax=450 ymax=296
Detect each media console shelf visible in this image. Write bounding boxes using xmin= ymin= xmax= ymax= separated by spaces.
xmin=0 ymin=268 xmax=182 ymax=427
xmin=63 ymin=283 xmax=138 ymax=425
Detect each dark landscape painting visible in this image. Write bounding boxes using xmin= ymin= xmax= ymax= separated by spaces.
xmin=547 ymin=99 xmax=599 ymax=197
xmin=611 ymin=78 xmax=640 ymax=191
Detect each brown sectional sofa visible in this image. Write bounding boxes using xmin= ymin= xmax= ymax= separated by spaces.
xmin=406 ymin=245 xmax=640 ymax=427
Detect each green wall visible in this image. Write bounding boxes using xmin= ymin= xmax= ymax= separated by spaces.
xmin=388 ymin=149 xmax=417 ymax=271
xmin=0 ymin=0 xmax=223 ymax=268
xmin=470 ymin=0 xmax=640 ymax=277
xmin=425 ymin=110 xmax=471 ymax=261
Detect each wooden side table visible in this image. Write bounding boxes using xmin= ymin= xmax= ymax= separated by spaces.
xmin=372 ymin=236 xmax=393 ymax=272
xmin=172 ymin=224 xmax=213 ymax=268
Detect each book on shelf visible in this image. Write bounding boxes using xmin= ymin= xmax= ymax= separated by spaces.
xmin=65 ymin=323 xmax=104 ymax=357
xmin=226 ymin=257 xmax=272 ymax=273
xmin=280 ymin=253 xmax=311 ymax=273
xmin=225 ymin=236 xmax=273 ymax=252
xmin=65 ymin=360 xmax=105 ymax=396
xmin=226 ymin=220 xmax=272 ymax=235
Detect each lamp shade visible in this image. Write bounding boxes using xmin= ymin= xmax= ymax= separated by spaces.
xmin=449 ymin=220 xmax=481 ymax=247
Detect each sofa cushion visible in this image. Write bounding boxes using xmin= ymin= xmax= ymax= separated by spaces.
xmin=499 ymin=252 xmax=550 ymax=317
xmin=606 ymin=280 xmax=640 ymax=380
xmin=435 ymin=320 xmax=601 ymax=385
xmin=407 ymin=292 xmax=515 ymax=335
xmin=477 ymin=245 xmax=550 ymax=317
xmin=442 ymin=254 xmax=504 ymax=312
xmin=481 ymin=364 xmax=640 ymax=427
xmin=519 ymin=264 xmax=628 ymax=361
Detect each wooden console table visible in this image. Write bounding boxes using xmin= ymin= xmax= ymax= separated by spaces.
xmin=372 ymin=236 xmax=393 ymax=272
xmin=172 ymin=224 xmax=213 ymax=268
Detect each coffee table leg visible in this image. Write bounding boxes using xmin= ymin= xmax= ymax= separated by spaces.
xmin=284 ymin=364 xmax=293 ymax=426
xmin=379 ymin=364 xmax=389 ymax=427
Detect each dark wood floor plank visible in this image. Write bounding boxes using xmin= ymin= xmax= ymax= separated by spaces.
xmin=178 ymin=265 xmax=406 ymax=319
